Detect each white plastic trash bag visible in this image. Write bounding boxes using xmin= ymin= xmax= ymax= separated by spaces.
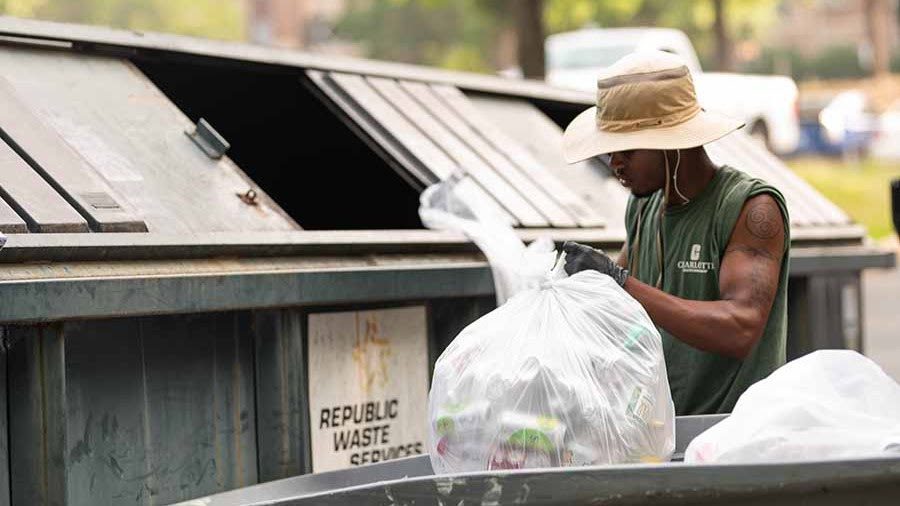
xmin=428 ymin=271 xmax=676 ymax=472
xmin=685 ymin=350 xmax=900 ymax=464
xmin=420 ymin=177 xmax=675 ymax=473
xmin=419 ymin=173 xmax=554 ymax=304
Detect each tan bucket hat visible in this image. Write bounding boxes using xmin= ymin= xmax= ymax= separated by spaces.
xmin=562 ymin=50 xmax=744 ymax=164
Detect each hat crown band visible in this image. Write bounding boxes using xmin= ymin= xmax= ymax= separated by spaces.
xmin=595 ymin=65 xmax=700 ymax=133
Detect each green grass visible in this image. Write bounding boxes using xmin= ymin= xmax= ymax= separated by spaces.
xmin=786 ymin=157 xmax=900 ymax=239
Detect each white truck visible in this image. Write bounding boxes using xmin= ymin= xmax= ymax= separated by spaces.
xmin=545 ymin=27 xmax=800 ymax=155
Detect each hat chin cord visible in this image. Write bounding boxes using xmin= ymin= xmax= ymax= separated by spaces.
xmin=633 ymin=149 xmax=691 ymax=290
xmin=668 ymin=149 xmax=690 ymax=205
xmin=653 ymin=149 xmax=689 ymax=289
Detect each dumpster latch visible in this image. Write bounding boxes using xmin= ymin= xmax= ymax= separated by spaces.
xmin=185 ymin=118 xmax=230 ymax=160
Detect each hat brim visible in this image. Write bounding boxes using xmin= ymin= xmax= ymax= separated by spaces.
xmin=562 ymin=107 xmax=745 ymax=164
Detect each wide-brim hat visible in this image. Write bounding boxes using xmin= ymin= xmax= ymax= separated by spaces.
xmin=563 ymin=50 xmax=744 ymax=164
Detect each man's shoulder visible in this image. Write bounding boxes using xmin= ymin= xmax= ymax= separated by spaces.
xmin=717 ymin=167 xmax=791 ymax=250
xmin=717 ymin=165 xmax=786 ymax=209
xmin=718 ymin=165 xmax=760 ymax=188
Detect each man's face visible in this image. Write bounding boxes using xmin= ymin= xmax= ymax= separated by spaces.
xmin=601 ymin=149 xmax=666 ymax=198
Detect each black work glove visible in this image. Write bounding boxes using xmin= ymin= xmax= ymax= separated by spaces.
xmin=562 ymin=241 xmax=629 ymax=287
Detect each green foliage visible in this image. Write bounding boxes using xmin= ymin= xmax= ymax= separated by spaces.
xmin=741 ymin=47 xmax=800 ymax=76
xmin=543 ymin=0 xmax=641 ymax=32
xmin=336 ymin=0 xmax=507 ymax=70
xmin=743 ymin=45 xmax=868 ymax=80
xmin=336 ymin=0 xmax=782 ymax=74
xmin=0 ymin=0 xmax=245 ymax=40
xmin=891 ymin=52 xmax=900 ymax=73
xmin=810 ymin=45 xmax=867 ymax=80
xmin=439 ymin=44 xmax=492 ymax=72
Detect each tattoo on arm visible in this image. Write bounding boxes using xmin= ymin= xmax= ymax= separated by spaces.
xmin=745 ymin=200 xmax=779 ymax=239
xmin=747 ymin=257 xmax=775 ymax=310
xmin=726 ymin=197 xmax=784 ymax=312
xmin=724 ymin=245 xmax=777 ymax=310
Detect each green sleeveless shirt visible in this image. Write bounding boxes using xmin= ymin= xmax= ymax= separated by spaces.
xmin=624 ymin=165 xmax=790 ymax=415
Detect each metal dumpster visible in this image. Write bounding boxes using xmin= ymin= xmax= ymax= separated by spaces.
xmin=0 ymin=15 xmax=893 ymax=506
xmin=175 ymin=414 xmax=900 ymax=505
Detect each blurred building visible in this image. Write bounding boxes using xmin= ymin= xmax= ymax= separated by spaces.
xmin=771 ymin=0 xmax=899 ymax=58
xmin=245 ymin=0 xmax=360 ymax=55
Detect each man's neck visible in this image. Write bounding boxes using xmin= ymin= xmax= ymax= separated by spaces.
xmin=665 ymin=147 xmax=717 ymax=207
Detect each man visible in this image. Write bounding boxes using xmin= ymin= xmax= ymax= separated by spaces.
xmin=561 ymin=50 xmax=790 ymax=415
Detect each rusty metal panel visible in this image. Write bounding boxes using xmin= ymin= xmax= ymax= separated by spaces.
xmin=0 ymin=195 xmax=26 ymax=234
xmin=367 ymin=77 xmax=547 ymax=227
xmin=5 ymin=313 xmax=260 ymax=506
xmin=63 ymin=318 xmax=152 ymax=505
xmin=141 ymin=312 xmax=257 ymax=501
xmin=8 ymin=324 xmax=67 ymax=506
xmin=427 ymin=296 xmax=495 ymax=366
xmin=323 ymin=72 xmax=517 ymax=226
xmin=0 ymin=136 xmax=87 ymax=233
xmin=786 ymin=273 xmax=863 ymax=361
xmin=254 ymin=309 xmax=312 ymax=481
xmin=399 ymin=80 xmax=577 ymax=228
xmin=0 ymin=77 xmax=146 ymax=233
xmin=0 ymin=47 xmax=296 ymax=235
xmin=0 ymin=260 xmax=496 ymax=324
xmin=448 ymin=89 xmax=610 ymax=229
xmin=0 ymin=328 xmax=10 ymax=506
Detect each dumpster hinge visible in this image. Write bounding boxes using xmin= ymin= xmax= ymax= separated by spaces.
xmin=185 ymin=118 xmax=230 ymax=160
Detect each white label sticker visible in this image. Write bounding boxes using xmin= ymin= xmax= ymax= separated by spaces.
xmin=307 ymin=306 xmax=429 ymax=472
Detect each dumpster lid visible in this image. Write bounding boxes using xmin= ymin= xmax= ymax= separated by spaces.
xmin=0 ymin=41 xmax=297 ymax=236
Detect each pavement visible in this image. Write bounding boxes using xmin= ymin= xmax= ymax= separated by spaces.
xmin=863 ymin=241 xmax=900 ymax=381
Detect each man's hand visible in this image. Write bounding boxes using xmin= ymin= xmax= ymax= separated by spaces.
xmin=562 ymin=241 xmax=629 ymax=287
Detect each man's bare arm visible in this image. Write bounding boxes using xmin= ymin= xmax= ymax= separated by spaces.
xmin=621 ymin=194 xmax=785 ymax=359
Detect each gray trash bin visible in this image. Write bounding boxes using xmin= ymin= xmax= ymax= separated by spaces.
xmin=176 ymin=414 xmax=900 ymax=505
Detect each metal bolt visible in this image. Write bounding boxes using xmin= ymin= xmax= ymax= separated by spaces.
xmin=237 ymin=189 xmax=259 ymax=206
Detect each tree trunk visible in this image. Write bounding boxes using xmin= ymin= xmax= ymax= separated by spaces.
xmin=712 ymin=0 xmax=733 ymax=72
xmin=514 ymin=0 xmax=545 ymax=79
xmin=865 ymin=0 xmax=891 ymax=78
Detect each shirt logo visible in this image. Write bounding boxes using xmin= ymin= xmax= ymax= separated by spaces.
xmin=678 ymin=243 xmax=715 ymax=274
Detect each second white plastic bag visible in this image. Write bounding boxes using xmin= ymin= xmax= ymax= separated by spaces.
xmin=685 ymin=350 xmax=900 ymax=464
